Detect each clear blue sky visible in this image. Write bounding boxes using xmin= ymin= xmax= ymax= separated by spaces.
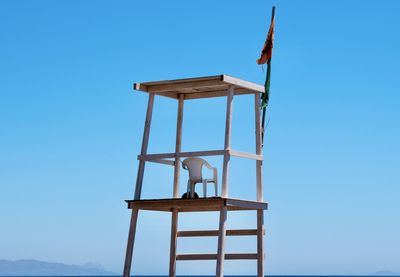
xmin=1 ymin=0 xmax=399 ymax=275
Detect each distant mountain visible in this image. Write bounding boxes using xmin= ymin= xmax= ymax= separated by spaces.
xmin=372 ymin=270 xmax=400 ymax=276
xmin=0 ymin=259 xmax=116 ymax=276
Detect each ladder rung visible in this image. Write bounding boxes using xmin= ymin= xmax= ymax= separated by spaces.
xmin=177 ymin=229 xmax=264 ymax=237
xmin=176 ymin=253 xmax=258 ymax=260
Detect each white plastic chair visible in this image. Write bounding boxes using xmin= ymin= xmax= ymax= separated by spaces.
xmin=182 ymin=157 xmax=218 ymax=198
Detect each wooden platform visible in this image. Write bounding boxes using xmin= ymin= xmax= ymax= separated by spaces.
xmin=126 ymin=197 xmax=268 ymax=212
xmin=133 ymin=75 xmax=265 ymax=100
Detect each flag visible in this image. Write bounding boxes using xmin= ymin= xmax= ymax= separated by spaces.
xmin=256 ymin=13 xmax=275 ymax=65
xmin=257 ymin=7 xmax=275 ymax=108
xmin=258 ymin=6 xmax=275 ymax=146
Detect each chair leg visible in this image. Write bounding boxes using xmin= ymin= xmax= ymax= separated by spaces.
xmin=186 ymin=180 xmax=190 ymax=198
xmin=203 ymin=180 xmax=207 ymax=197
xmin=190 ymin=182 xmax=195 ymax=198
xmin=215 ymin=183 xmax=218 ymax=196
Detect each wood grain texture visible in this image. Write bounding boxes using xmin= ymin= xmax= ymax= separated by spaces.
xmin=257 ymin=209 xmax=265 ymax=277
xmin=134 ymin=93 xmax=155 ymax=200
xmin=254 ymin=93 xmax=263 ymax=201
xmin=176 ymin=253 xmax=258 ymax=260
xmin=138 ymin=150 xmax=226 ymax=161
xmin=126 ymin=197 xmax=268 ymax=212
xmin=169 ymin=210 xmax=179 ymax=277
xmin=173 ymin=94 xmax=184 ymax=198
xmin=133 ymin=75 xmax=263 ymax=100
xmin=122 ymin=210 xmax=139 ymax=277
xmin=221 ymin=86 xmax=234 ymax=198
xmin=177 ymin=229 xmax=264 ymax=237
xmin=216 ymin=207 xmax=227 ymax=277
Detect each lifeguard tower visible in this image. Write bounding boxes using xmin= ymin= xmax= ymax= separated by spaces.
xmin=123 ymin=75 xmax=268 ymax=277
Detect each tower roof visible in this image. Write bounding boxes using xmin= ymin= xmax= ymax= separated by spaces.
xmin=133 ymin=74 xmax=264 ymax=100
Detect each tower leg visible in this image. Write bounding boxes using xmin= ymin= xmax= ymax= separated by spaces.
xmin=123 ymin=209 xmax=139 ymax=277
xmin=169 ymin=209 xmax=179 ymax=277
xmin=216 ymin=207 xmax=227 ymax=277
xmin=257 ymin=209 xmax=264 ymax=277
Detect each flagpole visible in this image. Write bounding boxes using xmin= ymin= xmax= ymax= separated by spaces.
xmin=261 ymin=6 xmax=275 ymax=147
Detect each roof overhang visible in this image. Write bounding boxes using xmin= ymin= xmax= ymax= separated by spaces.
xmin=133 ymin=75 xmax=264 ymax=100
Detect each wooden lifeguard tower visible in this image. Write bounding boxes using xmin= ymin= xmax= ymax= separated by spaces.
xmin=123 ymin=74 xmax=268 ymax=277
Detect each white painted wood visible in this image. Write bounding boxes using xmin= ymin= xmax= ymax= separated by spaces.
xmin=184 ymin=88 xmax=254 ymax=100
xmin=229 ymin=149 xmax=263 ymax=161
xmin=177 ymin=229 xmax=263 ymax=237
xmin=221 ymin=86 xmax=234 ymax=198
xmin=169 ymin=209 xmax=179 ymax=277
xmin=257 ymin=209 xmax=265 ymax=277
xmin=134 ymin=93 xmax=155 ymax=200
xmin=123 ymin=94 xmax=155 ymax=277
xmin=138 ymin=149 xmax=226 ymax=161
xmin=123 ymin=209 xmax=139 ymax=277
xmin=133 ymin=75 xmax=263 ymax=99
xmin=176 ymin=253 xmax=258 ymax=260
xmin=173 ymin=94 xmax=184 ymax=198
xmin=147 ymin=159 xmax=175 ymax=166
xmin=216 ymin=207 xmax=228 ymax=277
xmin=222 ymin=75 xmax=265 ymax=93
xmin=255 ymin=93 xmax=263 ymax=202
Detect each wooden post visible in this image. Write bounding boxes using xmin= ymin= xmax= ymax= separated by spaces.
xmin=257 ymin=209 xmax=265 ymax=277
xmin=123 ymin=209 xmax=139 ymax=277
xmin=134 ymin=93 xmax=155 ymax=200
xmin=221 ymin=86 xmax=234 ymax=198
xmin=170 ymin=94 xmax=183 ymax=277
xmin=216 ymin=207 xmax=228 ymax=277
xmin=173 ymin=94 xmax=184 ymax=198
xmin=123 ymin=93 xmax=155 ymax=277
xmin=254 ymin=93 xmax=263 ymax=202
xmin=255 ymin=93 xmax=265 ymax=277
xmin=169 ymin=209 xmax=179 ymax=277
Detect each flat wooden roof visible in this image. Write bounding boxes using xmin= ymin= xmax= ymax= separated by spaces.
xmin=133 ymin=75 xmax=265 ymax=100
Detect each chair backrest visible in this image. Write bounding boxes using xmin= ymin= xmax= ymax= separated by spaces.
xmin=181 ymin=157 xmax=206 ymax=182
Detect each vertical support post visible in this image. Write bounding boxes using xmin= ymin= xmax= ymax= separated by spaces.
xmin=255 ymin=93 xmax=265 ymax=277
xmin=170 ymin=94 xmax=184 ymax=277
xmin=221 ymin=86 xmax=234 ymax=198
xmin=254 ymin=93 xmax=263 ymax=202
xmin=257 ymin=209 xmax=265 ymax=277
xmin=173 ymin=94 xmax=184 ymax=198
xmin=134 ymin=93 xmax=155 ymax=200
xmin=123 ymin=93 xmax=155 ymax=277
xmin=216 ymin=207 xmax=228 ymax=277
xmin=123 ymin=209 xmax=139 ymax=277
xmin=169 ymin=209 xmax=179 ymax=277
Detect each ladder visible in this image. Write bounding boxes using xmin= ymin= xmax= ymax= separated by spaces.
xmin=169 ymin=208 xmax=266 ymax=277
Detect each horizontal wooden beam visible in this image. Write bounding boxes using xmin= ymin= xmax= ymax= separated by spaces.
xmin=176 ymin=253 xmax=258 ymax=261
xmin=229 ymin=150 xmax=263 ymax=161
xmin=139 ymin=149 xmax=262 ymax=161
xmin=147 ymin=159 xmax=175 ymax=166
xmin=226 ymin=198 xmax=268 ymax=210
xmin=177 ymin=229 xmax=264 ymax=237
xmin=138 ymin=150 xmax=227 ymax=161
xmin=184 ymin=88 xmax=255 ymax=100
xmin=147 ymin=79 xmax=226 ymax=93
xmin=222 ymin=75 xmax=264 ymax=93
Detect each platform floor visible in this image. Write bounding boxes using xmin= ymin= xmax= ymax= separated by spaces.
xmin=125 ymin=197 xmax=268 ymax=212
